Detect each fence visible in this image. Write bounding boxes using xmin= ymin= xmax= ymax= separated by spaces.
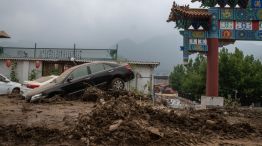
xmin=0 ymin=47 xmax=118 ymax=60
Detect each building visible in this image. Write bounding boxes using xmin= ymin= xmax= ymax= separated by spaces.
xmin=154 ymin=75 xmax=169 ymax=85
xmin=0 ymin=47 xmax=159 ymax=94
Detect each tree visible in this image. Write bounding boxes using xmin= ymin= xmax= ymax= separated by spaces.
xmin=170 ymin=48 xmax=262 ymax=105
xmin=169 ymin=64 xmax=185 ymax=92
xmin=170 ymin=54 xmax=206 ymax=100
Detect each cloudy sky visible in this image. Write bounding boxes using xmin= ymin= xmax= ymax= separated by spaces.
xmin=0 ymin=0 xmax=198 ymax=47
xmin=0 ymin=0 xmax=261 ymax=74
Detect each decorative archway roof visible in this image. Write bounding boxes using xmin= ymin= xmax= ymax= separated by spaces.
xmin=167 ymin=2 xmax=211 ymax=30
xmin=191 ymin=0 xmax=250 ymax=8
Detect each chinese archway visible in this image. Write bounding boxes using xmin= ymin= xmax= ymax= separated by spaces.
xmin=168 ymin=0 xmax=262 ymax=97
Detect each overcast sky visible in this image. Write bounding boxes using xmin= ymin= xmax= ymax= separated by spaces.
xmin=0 ymin=0 xmax=200 ymax=47
xmin=0 ymin=0 xmax=261 ymax=74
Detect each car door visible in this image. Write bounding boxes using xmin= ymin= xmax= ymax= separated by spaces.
xmin=61 ymin=65 xmax=91 ymax=95
xmin=88 ymin=63 xmax=110 ymax=87
xmin=0 ymin=75 xmax=9 ymax=94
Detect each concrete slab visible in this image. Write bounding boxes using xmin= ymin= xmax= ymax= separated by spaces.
xmin=201 ymin=96 xmax=224 ymax=107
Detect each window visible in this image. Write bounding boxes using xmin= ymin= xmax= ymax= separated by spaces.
xmin=103 ymin=64 xmax=113 ymax=70
xmin=70 ymin=66 xmax=89 ymax=79
xmin=0 ymin=75 xmax=5 ymax=82
xmin=89 ymin=63 xmax=105 ymax=74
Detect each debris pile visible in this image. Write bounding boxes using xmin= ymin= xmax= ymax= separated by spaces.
xmin=0 ymin=88 xmax=261 ymax=145
xmin=0 ymin=124 xmax=63 ymax=145
xmin=73 ymin=92 xmax=258 ymax=145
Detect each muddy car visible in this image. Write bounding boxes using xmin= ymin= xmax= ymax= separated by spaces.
xmin=24 ymin=75 xmax=58 ymax=89
xmin=0 ymin=74 xmax=30 ymax=96
xmin=25 ymin=62 xmax=134 ymax=102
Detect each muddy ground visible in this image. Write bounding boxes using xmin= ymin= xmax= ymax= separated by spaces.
xmin=0 ymin=88 xmax=262 ymax=146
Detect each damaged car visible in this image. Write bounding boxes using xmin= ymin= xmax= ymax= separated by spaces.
xmin=23 ymin=75 xmax=58 ymax=89
xmin=25 ymin=62 xmax=134 ymax=102
xmin=0 ymin=73 xmax=30 ymax=96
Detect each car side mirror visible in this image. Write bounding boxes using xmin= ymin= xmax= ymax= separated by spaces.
xmin=67 ymin=77 xmax=73 ymax=82
xmin=4 ymin=79 xmax=10 ymax=83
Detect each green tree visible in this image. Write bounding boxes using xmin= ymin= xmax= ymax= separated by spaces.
xmin=169 ymin=64 xmax=185 ymax=92
xmin=170 ymin=48 xmax=262 ymax=105
xmin=170 ymin=54 xmax=206 ymax=100
xmin=10 ymin=61 xmax=19 ymax=82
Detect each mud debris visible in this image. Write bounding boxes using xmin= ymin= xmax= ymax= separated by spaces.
xmin=0 ymin=89 xmax=262 ymax=146
xmin=73 ymin=94 xmax=260 ymax=146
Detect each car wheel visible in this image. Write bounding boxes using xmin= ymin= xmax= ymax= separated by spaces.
xmin=111 ymin=78 xmax=125 ymax=90
xmin=11 ymin=88 xmax=20 ymax=95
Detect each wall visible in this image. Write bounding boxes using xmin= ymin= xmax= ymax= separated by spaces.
xmin=201 ymin=96 xmax=224 ymax=107
xmin=0 ymin=61 xmax=11 ymax=78
xmin=126 ymin=65 xmax=154 ymax=95
xmin=0 ymin=60 xmax=156 ymax=94
xmin=0 ymin=60 xmax=42 ymax=83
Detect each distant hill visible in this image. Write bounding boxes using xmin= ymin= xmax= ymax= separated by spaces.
xmin=116 ymin=34 xmax=183 ymax=75
xmin=116 ymin=38 xmax=262 ymax=75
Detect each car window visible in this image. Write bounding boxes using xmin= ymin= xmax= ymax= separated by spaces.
xmin=71 ymin=66 xmax=89 ymax=79
xmin=0 ymin=75 xmax=5 ymax=82
xmin=103 ymin=64 xmax=113 ymax=70
xmin=89 ymin=63 xmax=105 ymax=74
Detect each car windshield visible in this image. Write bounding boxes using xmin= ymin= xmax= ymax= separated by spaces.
xmin=54 ymin=65 xmax=81 ymax=83
xmin=34 ymin=76 xmax=53 ymax=83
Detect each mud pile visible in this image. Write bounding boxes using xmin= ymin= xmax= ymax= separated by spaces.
xmin=81 ymin=87 xmax=146 ymax=102
xmin=73 ymin=94 xmax=257 ymax=146
xmin=0 ymin=124 xmax=62 ymax=145
xmin=1 ymin=88 xmax=261 ymax=146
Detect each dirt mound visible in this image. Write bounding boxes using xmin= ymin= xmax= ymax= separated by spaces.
xmin=0 ymin=124 xmax=63 ymax=145
xmin=73 ymin=94 xmax=257 ymax=146
xmin=1 ymin=89 xmax=261 ymax=146
xmin=81 ymin=87 xmax=146 ymax=102
xmin=81 ymin=87 xmax=109 ymax=101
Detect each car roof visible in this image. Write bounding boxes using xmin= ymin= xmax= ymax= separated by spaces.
xmin=75 ymin=61 xmax=118 ymax=69
xmin=0 ymin=74 xmax=7 ymax=78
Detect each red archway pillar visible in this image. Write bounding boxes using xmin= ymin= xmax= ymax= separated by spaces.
xmin=206 ymin=38 xmax=219 ymax=96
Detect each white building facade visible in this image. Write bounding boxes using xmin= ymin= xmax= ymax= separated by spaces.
xmin=0 ymin=58 xmax=159 ymax=94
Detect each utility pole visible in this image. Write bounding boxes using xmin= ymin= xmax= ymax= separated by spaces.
xmin=34 ymin=43 xmax=37 ymax=58
xmin=73 ymin=43 xmax=76 ymax=59
xmin=115 ymin=44 xmax=118 ymax=60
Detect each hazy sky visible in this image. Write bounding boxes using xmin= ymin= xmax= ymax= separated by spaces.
xmin=0 ymin=0 xmax=261 ymax=74
xmin=0 ymin=0 xmax=200 ymax=47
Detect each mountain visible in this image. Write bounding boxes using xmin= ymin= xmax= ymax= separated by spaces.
xmin=116 ymin=38 xmax=262 ymax=75
xmin=116 ymin=34 xmax=183 ymax=75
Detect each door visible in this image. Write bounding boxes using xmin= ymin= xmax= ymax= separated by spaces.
xmin=89 ymin=63 xmax=112 ymax=87
xmin=61 ymin=65 xmax=91 ymax=95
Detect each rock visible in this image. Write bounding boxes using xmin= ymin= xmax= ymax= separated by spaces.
xmin=81 ymin=137 xmax=87 ymax=143
xmin=109 ymin=119 xmax=123 ymax=131
xmin=238 ymin=113 xmax=245 ymax=117
xmin=99 ymin=98 xmax=106 ymax=105
xmin=146 ymin=127 xmax=164 ymax=137
xmin=68 ymin=135 xmax=73 ymax=139
xmin=206 ymin=120 xmax=216 ymax=125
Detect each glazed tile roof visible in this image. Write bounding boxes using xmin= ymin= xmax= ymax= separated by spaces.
xmin=167 ymin=2 xmax=210 ymax=22
xmin=0 ymin=31 xmax=10 ymax=38
xmin=191 ymin=0 xmax=249 ymax=8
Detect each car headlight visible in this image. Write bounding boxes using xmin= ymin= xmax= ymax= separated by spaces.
xmin=30 ymin=94 xmax=46 ymax=102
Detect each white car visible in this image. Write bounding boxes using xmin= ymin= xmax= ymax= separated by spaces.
xmin=24 ymin=75 xmax=58 ymax=89
xmin=0 ymin=74 xmax=29 ymax=95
